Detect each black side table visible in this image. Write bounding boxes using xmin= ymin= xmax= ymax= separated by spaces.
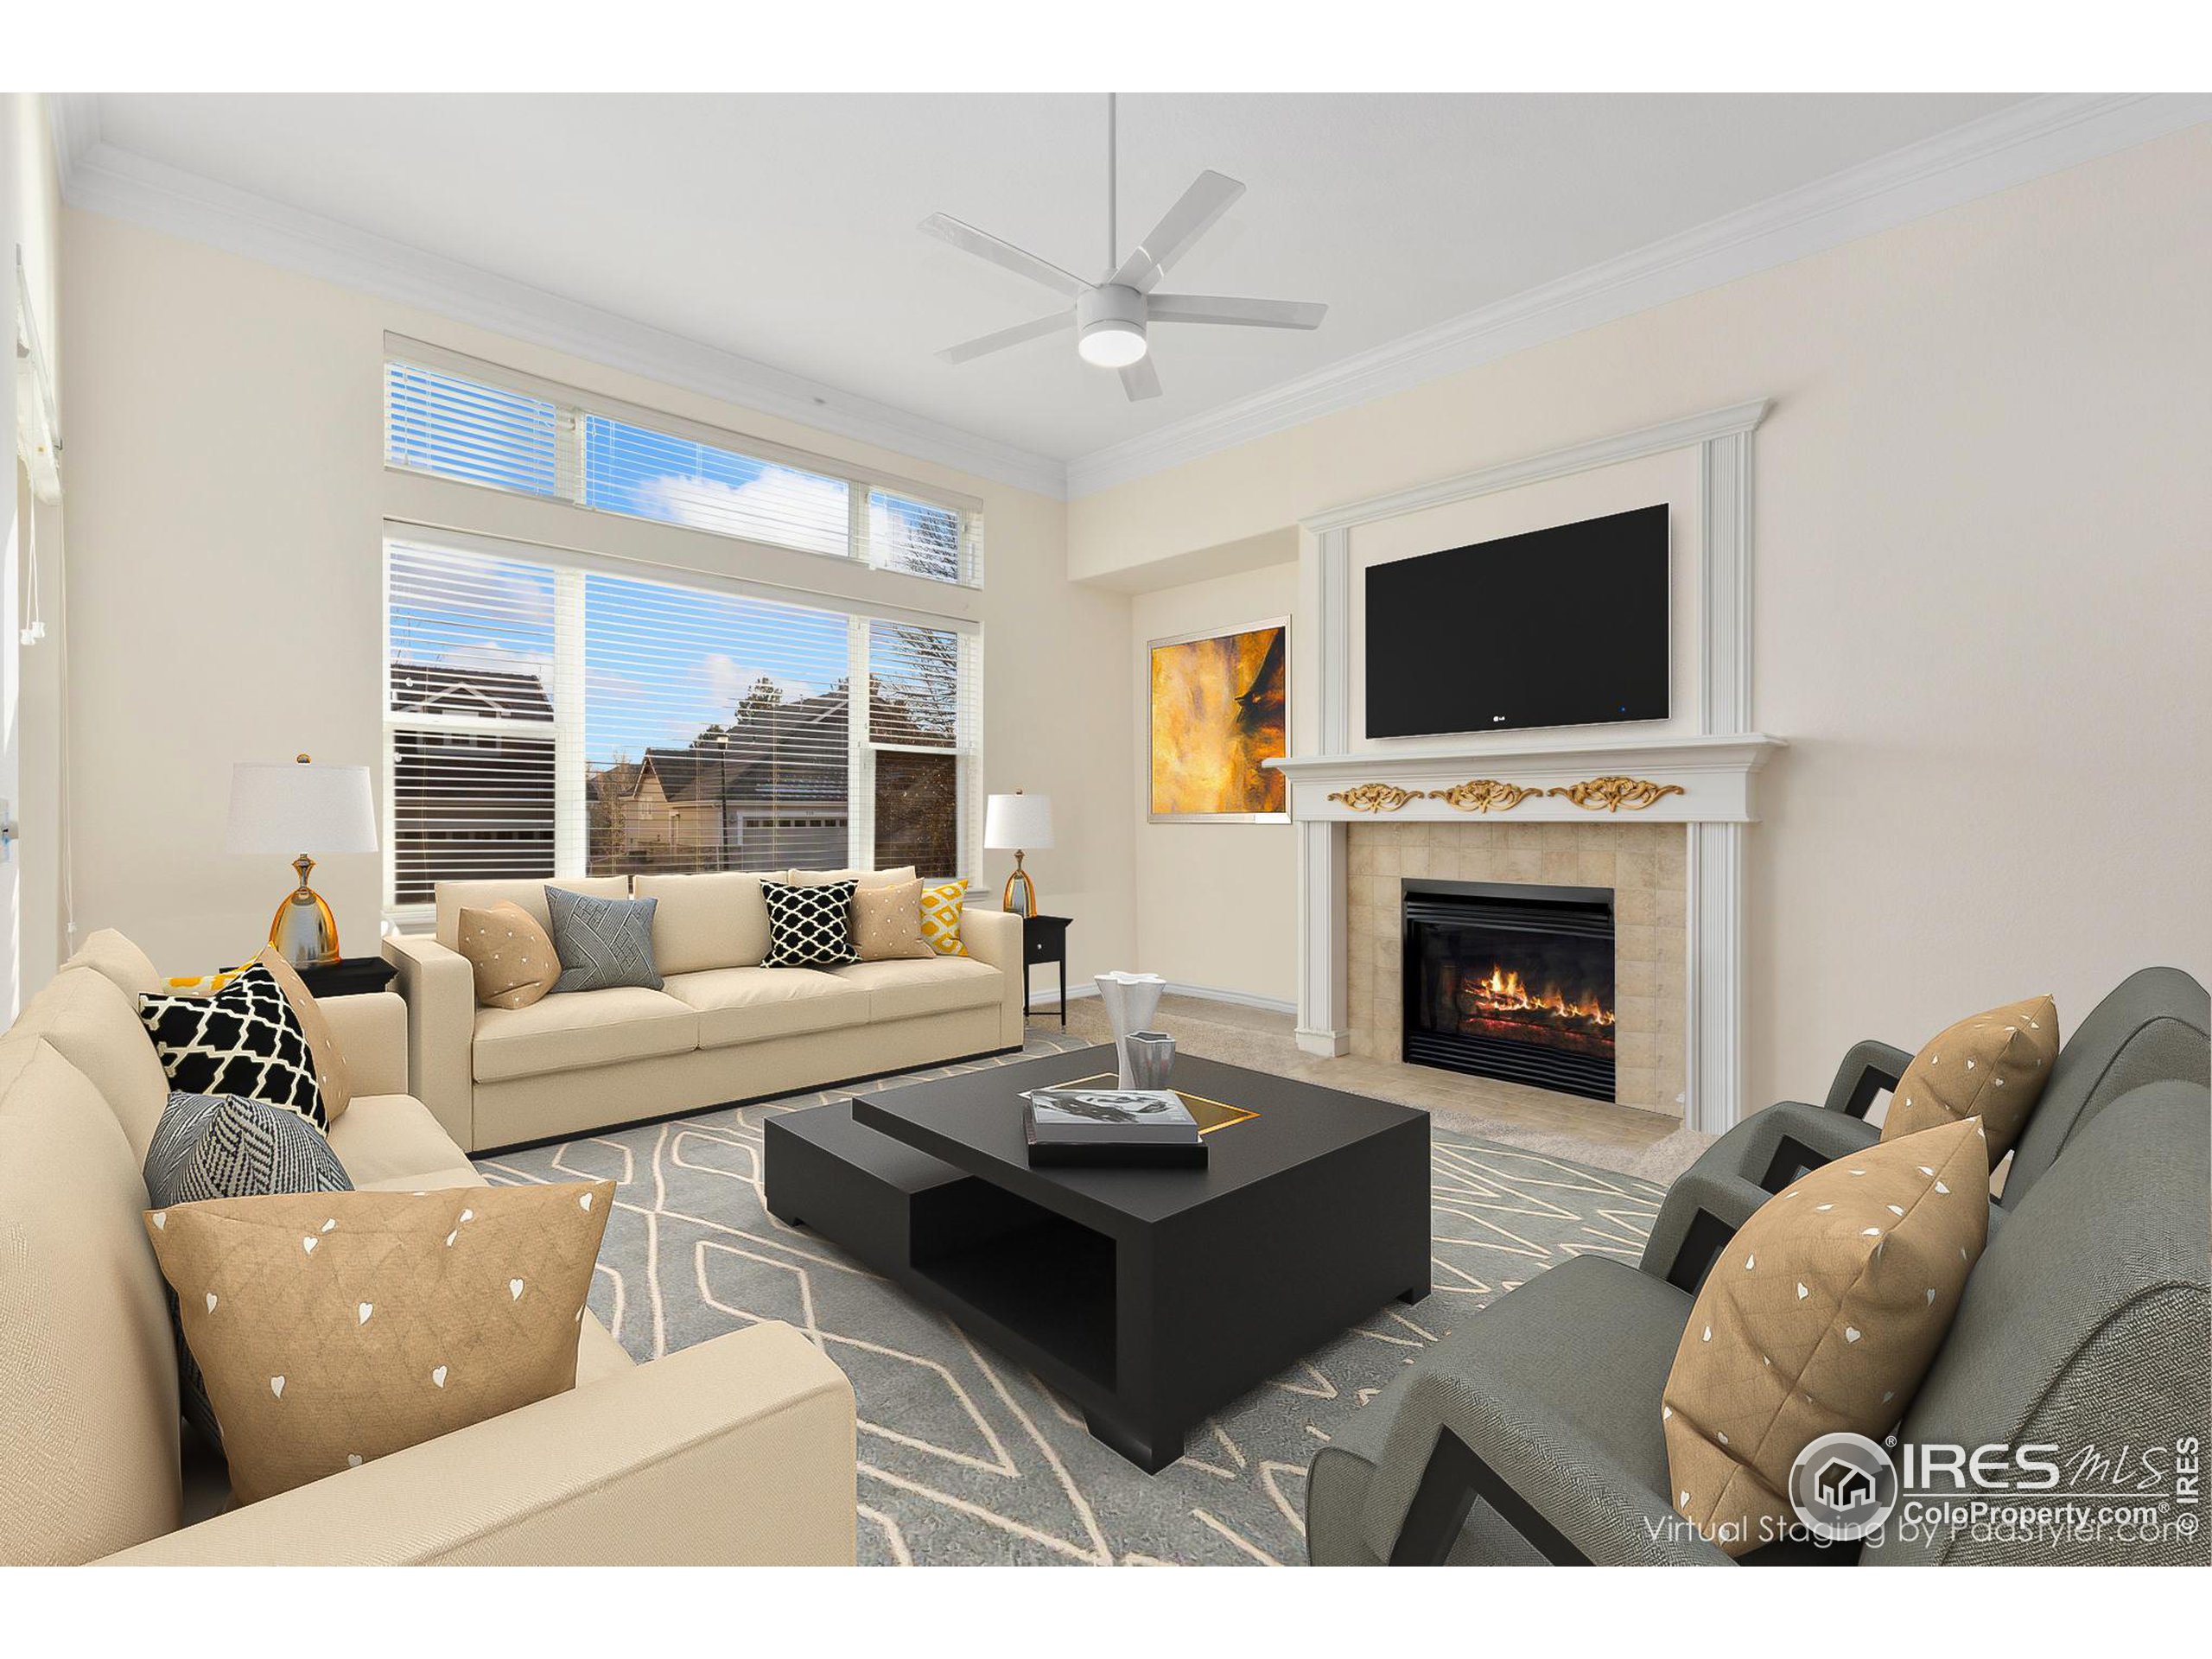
xmin=295 ymin=956 xmax=398 ymax=999
xmin=1020 ymin=914 xmax=1071 ymax=1026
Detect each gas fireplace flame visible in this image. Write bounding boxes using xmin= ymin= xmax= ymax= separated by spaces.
xmin=1462 ymin=964 xmax=1615 ymax=1027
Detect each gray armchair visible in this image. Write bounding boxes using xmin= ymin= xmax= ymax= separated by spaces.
xmin=1308 ymin=966 xmax=2210 ymax=1567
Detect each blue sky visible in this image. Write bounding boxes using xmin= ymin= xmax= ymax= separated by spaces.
xmin=386 ymin=365 xmax=959 ymax=766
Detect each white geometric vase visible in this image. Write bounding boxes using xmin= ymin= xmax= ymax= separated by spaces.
xmin=1093 ymin=971 xmax=1167 ymax=1088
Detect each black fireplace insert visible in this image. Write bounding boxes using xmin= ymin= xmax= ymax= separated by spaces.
xmin=1402 ymin=880 xmax=1617 ymax=1102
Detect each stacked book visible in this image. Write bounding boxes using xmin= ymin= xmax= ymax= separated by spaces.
xmin=1021 ymin=1086 xmax=1207 ymax=1168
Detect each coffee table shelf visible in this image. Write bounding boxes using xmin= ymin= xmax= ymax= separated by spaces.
xmin=914 ymin=1215 xmax=1117 ymax=1391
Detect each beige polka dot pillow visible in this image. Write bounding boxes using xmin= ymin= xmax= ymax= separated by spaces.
xmin=1879 ymin=994 xmax=2057 ymax=1162
xmin=142 ymin=1180 xmax=613 ymax=1504
xmin=1662 ymin=1117 xmax=1989 ymax=1555
xmin=457 ymin=901 xmax=562 ymax=1010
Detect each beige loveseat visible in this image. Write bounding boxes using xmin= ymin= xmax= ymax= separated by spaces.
xmin=0 ymin=931 xmax=857 ymax=1567
xmin=386 ymin=873 xmax=1025 ymax=1153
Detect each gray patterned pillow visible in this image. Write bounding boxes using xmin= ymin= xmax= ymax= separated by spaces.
xmin=143 ymin=1091 xmax=353 ymax=1449
xmin=544 ymin=886 xmax=664 ymax=993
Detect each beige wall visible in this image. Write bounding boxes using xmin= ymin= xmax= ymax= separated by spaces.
xmin=58 ymin=210 xmax=1135 ymax=986
xmin=1075 ymin=125 xmax=2212 ymax=1110
xmin=1128 ymin=562 xmax=1299 ymax=1002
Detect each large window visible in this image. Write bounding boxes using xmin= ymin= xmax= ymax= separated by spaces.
xmin=385 ymin=536 xmax=979 ymax=917
xmin=385 ymin=351 xmax=983 ymax=587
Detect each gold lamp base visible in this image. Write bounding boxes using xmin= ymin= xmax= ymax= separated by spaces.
xmin=268 ymin=853 xmax=341 ymax=968
xmin=1001 ymin=854 xmax=1037 ymax=918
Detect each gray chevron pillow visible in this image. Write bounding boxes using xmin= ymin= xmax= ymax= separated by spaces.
xmin=544 ymin=886 xmax=664 ymax=993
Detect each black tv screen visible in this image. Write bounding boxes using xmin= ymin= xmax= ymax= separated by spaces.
xmin=1364 ymin=504 xmax=1669 ymax=738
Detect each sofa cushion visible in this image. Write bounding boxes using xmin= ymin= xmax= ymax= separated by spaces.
xmin=137 ymin=963 xmax=329 ymax=1132
xmin=634 ymin=871 xmax=774 ymax=973
xmin=456 ymin=902 xmax=561 ymax=1010
xmin=920 ymin=879 xmax=971 ymax=957
xmin=762 ymin=879 xmax=858 ymax=969
xmin=60 ymin=927 xmax=162 ymax=998
xmin=662 ymin=966 xmax=871 ymax=1050
xmin=143 ymin=1091 xmax=354 ymax=1452
xmin=575 ymin=1313 xmax=636 ymax=1386
xmin=434 ymin=875 xmax=629 ymax=952
xmin=257 ymin=948 xmax=356 ymax=1123
xmin=831 ymin=957 xmax=1002 ymax=1023
xmin=472 ymin=988 xmax=700 ymax=1084
xmin=1882 ymin=994 xmax=2058 ymax=1163
xmin=143 ymin=1180 xmax=614 ymax=1504
xmin=329 ymin=1093 xmax=479 ymax=1188
xmin=546 ymin=887 xmax=664 ymax=994
xmin=1662 ymin=1118 xmax=1989 ymax=1555
xmin=11 ymin=965 xmax=174 ymax=1161
xmin=852 ymin=879 xmax=933 ymax=961
xmin=783 ymin=866 xmax=915 ymax=889
xmin=0 ymin=1038 xmax=181 ymax=1564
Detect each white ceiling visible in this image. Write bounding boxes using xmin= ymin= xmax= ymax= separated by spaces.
xmin=73 ymin=93 xmax=2039 ymax=474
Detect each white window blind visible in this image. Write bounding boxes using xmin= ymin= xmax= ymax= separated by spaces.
xmin=384 ymin=350 xmax=984 ymax=588
xmin=385 ymin=535 xmax=980 ymax=917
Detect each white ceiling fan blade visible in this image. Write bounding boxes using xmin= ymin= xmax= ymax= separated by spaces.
xmin=919 ymin=213 xmax=1088 ymax=300
xmin=1147 ymin=294 xmax=1327 ymax=330
xmin=936 ymin=311 xmax=1073 ymax=365
xmin=1120 ymin=356 xmax=1162 ymax=402
xmin=1109 ymin=170 xmax=1245 ymax=292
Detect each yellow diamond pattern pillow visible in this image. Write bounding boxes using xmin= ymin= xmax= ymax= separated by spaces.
xmin=143 ymin=1180 xmax=613 ymax=1503
xmin=1880 ymin=994 xmax=2057 ymax=1162
xmin=919 ymin=880 xmax=970 ymax=957
xmin=1662 ymin=1117 xmax=1989 ymax=1555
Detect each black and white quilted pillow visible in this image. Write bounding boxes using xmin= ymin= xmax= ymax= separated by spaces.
xmin=544 ymin=886 xmax=664 ymax=993
xmin=137 ymin=963 xmax=327 ymax=1130
xmin=761 ymin=879 xmax=858 ymax=968
xmin=143 ymin=1091 xmax=353 ymax=1449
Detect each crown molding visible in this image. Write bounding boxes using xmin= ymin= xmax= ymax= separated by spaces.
xmin=47 ymin=101 xmax=1071 ymax=501
xmin=1065 ymin=92 xmax=2212 ymax=499
xmin=49 ymin=94 xmax=2212 ymax=507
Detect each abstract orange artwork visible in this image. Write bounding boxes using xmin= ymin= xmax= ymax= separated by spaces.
xmin=1148 ymin=621 xmax=1289 ymax=819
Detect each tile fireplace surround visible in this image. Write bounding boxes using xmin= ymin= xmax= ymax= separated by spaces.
xmin=1348 ymin=819 xmax=1686 ymax=1119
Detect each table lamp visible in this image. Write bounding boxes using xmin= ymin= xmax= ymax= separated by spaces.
xmin=228 ymin=754 xmax=378 ymax=968
xmin=984 ymin=790 xmax=1053 ymax=918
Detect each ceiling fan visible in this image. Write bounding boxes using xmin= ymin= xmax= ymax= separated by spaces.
xmin=920 ymin=93 xmax=1327 ymax=401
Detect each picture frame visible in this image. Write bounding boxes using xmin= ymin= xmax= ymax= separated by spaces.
xmin=1147 ymin=616 xmax=1291 ymax=823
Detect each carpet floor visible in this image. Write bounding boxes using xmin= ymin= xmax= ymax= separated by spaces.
xmin=476 ymin=1033 xmax=1669 ymax=1566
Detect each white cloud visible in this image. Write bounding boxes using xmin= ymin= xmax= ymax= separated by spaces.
xmin=632 ymin=467 xmax=848 ymax=558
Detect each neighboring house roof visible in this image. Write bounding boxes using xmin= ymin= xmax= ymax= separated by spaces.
xmin=391 ymin=663 xmax=555 ymax=721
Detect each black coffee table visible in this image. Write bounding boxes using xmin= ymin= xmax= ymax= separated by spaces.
xmin=762 ymin=1046 xmax=1429 ymax=1472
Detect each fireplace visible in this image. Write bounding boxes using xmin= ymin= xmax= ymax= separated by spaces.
xmin=1401 ymin=880 xmax=1618 ymax=1102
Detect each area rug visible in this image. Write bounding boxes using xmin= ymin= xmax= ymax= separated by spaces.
xmin=475 ymin=1034 xmax=1668 ymax=1566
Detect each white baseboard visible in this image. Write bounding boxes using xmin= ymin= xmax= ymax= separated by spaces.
xmin=1039 ymin=980 xmax=1298 ymax=1017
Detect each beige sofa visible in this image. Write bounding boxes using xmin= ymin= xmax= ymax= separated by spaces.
xmin=0 ymin=931 xmax=857 ymax=1567
xmin=386 ymin=873 xmax=1025 ymax=1153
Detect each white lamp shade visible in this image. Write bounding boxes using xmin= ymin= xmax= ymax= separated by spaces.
xmin=227 ymin=761 xmax=378 ymax=855
xmin=983 ymin=792 xmax=1054 ymax=850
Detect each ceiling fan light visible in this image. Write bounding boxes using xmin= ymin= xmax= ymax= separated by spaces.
xmin=1077 ymin=317 xmax=1148 ymax=368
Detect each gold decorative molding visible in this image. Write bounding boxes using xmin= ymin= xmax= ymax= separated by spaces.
xmin=1327 ymin=783 xmax=1421 ymax=814
xmin=1427 ymin=779 xmax=1541 ymax=813
xmin=1548 ymin=775 xmax=1689 ymax=813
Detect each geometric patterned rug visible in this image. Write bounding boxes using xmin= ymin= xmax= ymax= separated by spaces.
xmin=476 ymin=1032 xmax=1668 ymax=1566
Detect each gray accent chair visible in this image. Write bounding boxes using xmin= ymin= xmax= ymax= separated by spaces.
xmin=1307 ymin=967 xmax=2210 ymax=1567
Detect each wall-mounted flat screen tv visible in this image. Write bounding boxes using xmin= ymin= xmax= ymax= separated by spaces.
xmin=1363 ymin=504 xmax=1669 ymax=738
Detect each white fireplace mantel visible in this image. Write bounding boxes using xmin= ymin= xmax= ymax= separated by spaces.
xmin=1285 ymin=398 xmax=1777 ymax=1133
xmin=1267 ymin=732 xmax=1785 ymax=825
